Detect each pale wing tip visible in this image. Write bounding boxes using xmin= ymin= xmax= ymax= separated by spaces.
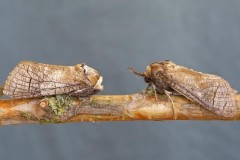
xmin=233 ymin=88 xmax=238 ymax=94
xmin=94 ymin=76 xmax=103 ymax=91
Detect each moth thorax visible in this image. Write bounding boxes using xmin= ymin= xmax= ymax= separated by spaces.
xmin=147 ymin=63 xmax=165 ymax=77
xmin=93 ymin=76 xmax=103 ymax=91
xmin=143 ymin=65 xmax=151 ymax=83
xmin=83 ymin=66 xmax=104 ymax=92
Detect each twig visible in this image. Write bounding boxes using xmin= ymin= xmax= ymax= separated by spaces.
xmin=0 ymin=93 xmax=239 ymax=126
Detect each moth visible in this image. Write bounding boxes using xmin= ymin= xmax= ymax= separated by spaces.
xmin=131 ymin=60 xmax=237 ymax=117
xmin=3 ymin=61 xmax=103 ymax=99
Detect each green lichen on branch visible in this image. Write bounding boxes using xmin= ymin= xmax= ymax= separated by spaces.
xmin=39 ymin=118 xmax=62 ymax=124
xmin=21 ymin=112 xmax=32 ymax=119
xmin=20 ymin=112 xmax=40 ymax=123
xmin=17 ymin=94 xmax=83 ymax=124
xmin=47 ymin=94 xmax=77 ymax=116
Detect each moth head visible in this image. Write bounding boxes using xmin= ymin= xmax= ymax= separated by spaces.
xmin=129 ymin=60 xmax=175 ymax=83
xmin=148 ymin=60 xmax=175 ymax=77
xmin=147 ymin=63 xmax=164 ymax=78
xmin=74 ymin=64 xmax=103 ymax=91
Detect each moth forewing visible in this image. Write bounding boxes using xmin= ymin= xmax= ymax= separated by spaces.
xmin=170 ymin=75 xmax=237 ymax=117
xmin=3 ymin=61 xmax=103 ymax=99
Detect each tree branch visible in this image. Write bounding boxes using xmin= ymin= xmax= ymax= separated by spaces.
xmin=0 ymin=93 xmax=239 ymax=126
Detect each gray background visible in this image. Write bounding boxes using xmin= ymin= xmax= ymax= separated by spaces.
xmin=0 ymin=0 xmax=240 ymax=160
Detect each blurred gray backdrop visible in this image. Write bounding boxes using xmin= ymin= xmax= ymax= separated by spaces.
xmin=0 ymin=1 xmax=240 ymax=160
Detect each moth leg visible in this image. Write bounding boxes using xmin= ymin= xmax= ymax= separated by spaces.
xmin=171 ymin=90 xmax=181 ymax=96
xmin=164 ymin=89 xmax=177 ymax=120
xmin=141 ymin=83 xmax=157 ymax=97
xmin=146 ymin=84 xmax=152 ymax=92
xmin=142 ymin=83 xmax=153 ymax=94
xmin=141 ymin=84 xmax=159 ymax=100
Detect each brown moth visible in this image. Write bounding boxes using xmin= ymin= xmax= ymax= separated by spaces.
xmin=3 ymin=61 xmax=103 ymax=99
xmin=131 ymin=60 xmax=237 ymax=117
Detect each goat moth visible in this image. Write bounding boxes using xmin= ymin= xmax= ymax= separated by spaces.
xmin=3 ymin=61 xmax=103 ymax=99
xmin=131 ymin=60 xmax=237 ymax=117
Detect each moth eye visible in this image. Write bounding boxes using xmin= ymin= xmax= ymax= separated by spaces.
xmin=75 ymin=64 xmax=85 ymax=72
xmin=82 ymin=65 xmax=89 ymax=74
xmin=144 ymin=77 xmax=150 ymax=83
xmin=82 ymin=66 xmax=87 ymax=74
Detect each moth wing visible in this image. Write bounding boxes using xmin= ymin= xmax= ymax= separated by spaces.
xmin=167 ymin=69 xmax=237 ymax=117
xmin=39 ymin=81 xmax=87 ymax=97
xmin=3 ymin=61 xmax=83 ymax=98
xmin=3 ymin=61 xmax=43 ymax=98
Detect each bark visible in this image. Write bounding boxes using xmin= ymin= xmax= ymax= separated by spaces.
xmin=0 ymin=93 xmax=239 ymax=126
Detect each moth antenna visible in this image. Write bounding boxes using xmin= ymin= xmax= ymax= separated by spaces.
xmin=128 ymin=68 xmax=145 ymax=77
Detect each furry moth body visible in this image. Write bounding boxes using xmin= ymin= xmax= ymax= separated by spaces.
xmin=3 ymin=61 xmax=103 ymax=99
xmin=132 ymin=60 xmax=237 ymax=117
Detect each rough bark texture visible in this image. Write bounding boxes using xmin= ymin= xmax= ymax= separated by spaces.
xmin=0 ymin=93 xmax=239 ymax=126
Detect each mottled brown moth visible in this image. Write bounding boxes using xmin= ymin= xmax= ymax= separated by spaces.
xmin=3 ymin=61 xmax=103 ymax=99
xmin=131 ymin=60 xmax=237 ymax=117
